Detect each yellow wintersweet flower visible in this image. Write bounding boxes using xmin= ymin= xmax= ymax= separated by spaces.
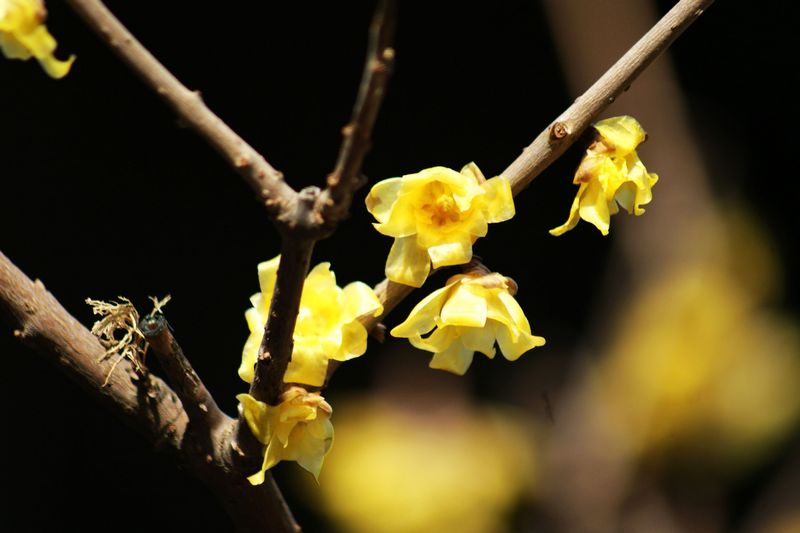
xmin=239 ymin=256 xmax=383 ymax=387
xmin=366 ymin=163 xmax=514 ymax=287
xmin=550 ymin=115 xmax=658 ymax=236
xmin=237 ymin=387 xmax=334 ymax=484
xmin=391 ymin=270 xmax=545 ymax=375
xmin=0 ymin=0 xmax=75 ymax=78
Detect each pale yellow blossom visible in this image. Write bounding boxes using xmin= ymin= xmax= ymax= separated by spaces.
xmin=237 ymin=387 xmax=334 ymax=484
xmin=550 ymin=115 xmax=658 ymax=236
xmin=366 ymin=163 xmax=514 ymax=287
xmin=0 ymin=0 xmax=74 ymax=78
xmin=391 ymin=271 xmax=544 ymax=375
xmin=239 ymin=256 xmax=383 ymax=387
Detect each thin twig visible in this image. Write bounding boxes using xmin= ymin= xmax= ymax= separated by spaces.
xmin=503 ymin=0 xmax=715 ymax=195
xmin=316 ymin=0 xmax=397 ymax=229
xmin=140 ymin=313 xmax=224 ymax=435
xmin=359 ymin=0 xmax=714 ymax=333
xmin=65 ymin=0 xmax=298 ymax=217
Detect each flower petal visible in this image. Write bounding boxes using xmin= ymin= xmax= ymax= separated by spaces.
xmin=578 ymin=178 xmax=611 ymax=235
xmin=331 ymin=320 xmax=368 ymax=362
xmin=391 ymin=283 xmax=454 ymax=338
xmin=481 ymin=176 xmax=515 ymax=223
xmin=494 ymin=320 xmax=545 ymax=361
xmin=439 ymin=284 xmax=488 ymax=327
xmin=594 ymin=115 xmax=646 ymax=155
xmin=428 ymin=340 xmax=475 ymax=375
xmin=341 ymin=281 xmax=383 ymax=321
xmin=284 ymin=347 xmax=330 ymax=387
xmin=257 ymin=256 xmax=281 ymax=299
xmin=460 ymin=326 xmax=497 ymax=358
xmin=550 ymin=182 xmax=586 ymax=236
xmin=385 ymin=235 xmax=431 ymax=287
xmin=365 ymin=177 xmax=402 ymax=224
xmin=427 ymin=239 xmax=473 ymax=269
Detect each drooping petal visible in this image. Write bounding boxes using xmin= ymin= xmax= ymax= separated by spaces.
xmin=385 ymin=235 xmax=431 ymax=287
xmin=460 ymin=326 xmax=497 ymax=358
xmin=550 ymin=182 xmax=587 ymax=236
xmin=391 ymin=282 xmax=455 ymax=338
xmin=429 ymin=340 xmax=475 ymax=375
xmin=237 ymin=394 xmax=272 ymax=444
xmin=409 ymin=325 xmax=459 ymax=353
xmin=578 ymin=178 xmax=611 ymax=236
xmin=494 ymin=320 xmax=545 ymax=361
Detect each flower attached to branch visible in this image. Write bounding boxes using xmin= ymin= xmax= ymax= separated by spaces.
xmin=366 ymin=163 xmax=515 ymax=288
xmin=238 ymin=387 xmax=334 ymax=484
xmin=0 ymin=0 xmax=75 ymax=78
xmin=391 ymin=268 xmax=545 ymax=375
xmin=239 ymin=256 xmax=383 ymax=388
xmin=550 ymin=115 xmax=658 ymax=236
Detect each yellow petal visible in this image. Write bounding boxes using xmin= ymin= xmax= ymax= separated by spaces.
xmin=439 ymin=284 xmax=488 ymax=327
xmin=549 ymin=182 xmax=586 ymax=236
xmin=331 ymin=320 xmax=368 ymax=362
xmin=239 ymin=326 xmax=262 ymax=384
xmin=460 ymin=326 xmax=497 ymax=358
xmin=409 ymin=325 xmax=459 ymax=353
xmin=460 ymin=162 xmax=486 ymax=183
xmin=257 ymin=255 xmax=281 ymax=299
xmin=293 ymin=419 xmax=334 ymax=481
xmin=481 ymin=176 xmax=515 ymax=223
xmin=237 ymin=393 xmax=271 ymax=444
xmin=385 ymin=235 xmax=431 ymax=287
xmin=429 ymin=339 xmax=475 ymax=375
xmin=494 ymin=320 xmax=545 ymax=361
xmin=578 ymin=178 xmax=611 ymax=235
xmin=391 ymin=282 xmax=454 ymax=338
xmin=594 ymin=115 xmax=646 ymax=155
xmin=365 ymin=177 xmax=402 ymax=224
xmin=284 ymin=347 xmax=330 ymax=387
xmin=427 ymin=239 xmax=472 ymax=269
xmin=341 ymin=281 xmax=383 ymax=321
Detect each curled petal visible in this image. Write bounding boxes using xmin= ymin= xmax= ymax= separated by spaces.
xmin=427 ymin=239 xmax=473 ymax=269
xmin=593 ymin=115 xmax=646 ymax=155
xmin=494 ymin=320 xmax=546 ymax=361
xmin=391 ymin=283 xmax=454 ymax=338
xmin=578 ymin=178 xmax=611 ymax=236
xmin=550 ymin=183 xmax=587 ymax=236
xmin=332 ymin=321 xmax=369 ymax=362
xmin=365 ymin=177 xmax=402 ymax=224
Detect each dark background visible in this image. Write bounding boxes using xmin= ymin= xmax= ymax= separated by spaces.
xmin=1 ymin=1 xmax=798 ymax=531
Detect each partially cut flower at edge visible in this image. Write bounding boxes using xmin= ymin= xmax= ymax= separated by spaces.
xmin=0 ymin=0 xmax=75 ymax=78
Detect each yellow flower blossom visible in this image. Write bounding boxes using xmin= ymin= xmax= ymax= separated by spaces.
xmin=237 ymin=387 xmax=334 ymax=484
xmin=239 ymin=256 xmax=383 ymax=387
xmin=550 ymin=115 xmax=658 ymax=236
xmin=366 ymin=163 xmax=514 ymax=287
xmin=0 ymin=0 xmax=75 ymax=78
xmin=391 ymin=271 xmax=544 ymax=375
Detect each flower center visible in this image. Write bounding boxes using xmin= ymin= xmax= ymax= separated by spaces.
xmin=420 ymin=182 xmax=461 ymax=227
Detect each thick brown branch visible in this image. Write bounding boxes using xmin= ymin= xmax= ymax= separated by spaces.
xmin=358 ymin=0 xmax=714 ymax=335
xmin=65 ymin=0 xmax=298 ymax=216
xmin=0 ymin=250 xmax=299 ymax=532
xmin=503 ymin=0 xmax=715 ymax=194
xmin=139 ymin=313 xmax=224 ymax=438
xmin=316 ymin=0 xmax=397 ymax=228
xmin=0 ymin=250 xmax=189 ymax=450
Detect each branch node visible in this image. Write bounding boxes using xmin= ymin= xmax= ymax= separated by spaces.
xmin=550 ymin=121 xmax=570 ymax=140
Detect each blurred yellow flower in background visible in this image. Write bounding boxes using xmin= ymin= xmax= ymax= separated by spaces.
xmin=596 ymin=211 xmax=800 ymax=471
xmin=391 ymin=270 xmax=544 ymax=375
xmin=366 ymin=163 xmax=514 ymax=287
xmin=550 ymin=115 xmax=658 ymax=236
xmin=238 ymin=387 xmax=334 ymax=485
xmin=312 ymin=396 xmax=537 ymax=533
xmin=0 ymin=0 xmax=74 ymax=78
xmin=239 ymin=256 xmax=383 ymax=387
